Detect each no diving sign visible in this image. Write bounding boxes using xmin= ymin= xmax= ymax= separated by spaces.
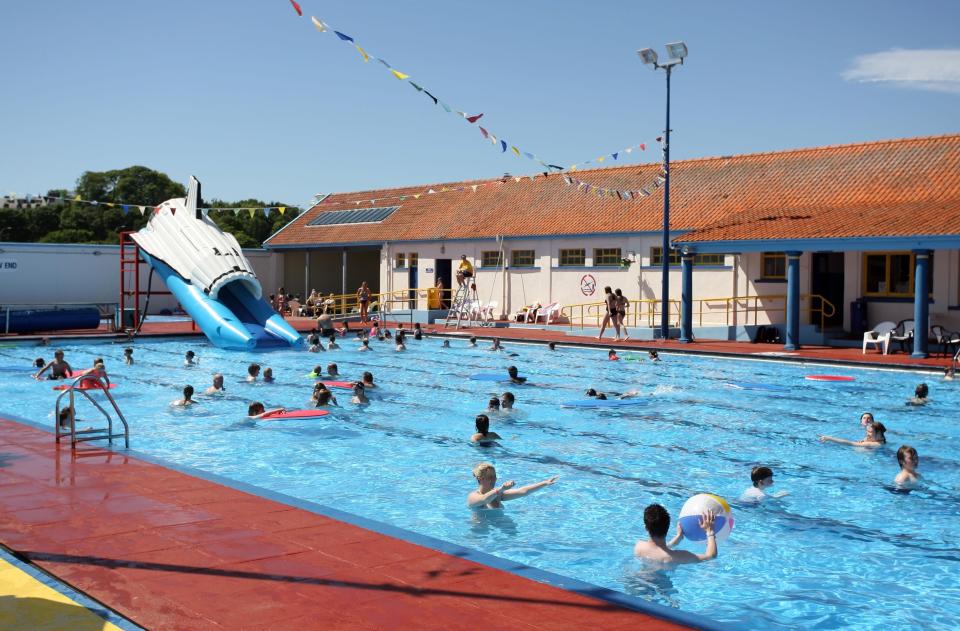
xmin=580 ymin=274 xmax=596 ymax=296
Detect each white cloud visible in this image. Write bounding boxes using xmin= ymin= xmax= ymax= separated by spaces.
xmin=842 ymin=48 xmax=960 ymax=93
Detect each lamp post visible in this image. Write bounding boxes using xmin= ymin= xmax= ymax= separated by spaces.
xmin=638 ymin=42 xmax=687 ymax=340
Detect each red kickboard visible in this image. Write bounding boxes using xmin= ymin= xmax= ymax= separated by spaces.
xmin=259 ymin=409 xmax=331 ymax=421
xmin=319 ymin=381 xmax=353 ymax=390
xmin=805 ymin=375 xmax=855 ymax=382
xmin=53 ymin=381 xmax=117 ymax=391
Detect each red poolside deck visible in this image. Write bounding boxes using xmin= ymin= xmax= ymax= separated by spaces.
xmin=0 ymin=421 xmax=686 ymax=630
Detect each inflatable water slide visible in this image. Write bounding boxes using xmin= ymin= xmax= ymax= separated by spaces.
xmin=132 ymin=177 xmax=303 ymax=351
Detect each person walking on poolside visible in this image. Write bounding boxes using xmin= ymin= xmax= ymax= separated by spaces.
xmin=456 ymin=254 xmax=474 ymax=288
xmin=597 ymin=287 xmax=620 ymax=340
xmin=467 ymin=462 xmax=558 ymax=509
xmin=34 ymin=349 xmax=72 ymax=380
xmin=634 ymin=504 xmax=719 ymax=564
xmin=615 ymin=288 xmax=630 ymax=340
xmin=357 ymin=281 xmax=371 ymax=324
xmin=894 ymin=445 xmax=921 ymax=487
xmin=205 ymin=373 xmax=225 ymax=394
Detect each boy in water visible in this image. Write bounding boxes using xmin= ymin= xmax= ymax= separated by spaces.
xmin=184 ymin=350 xmax=197 ymax=366
xmin=907 ymin=383 xmax=929 ymax=406
xmin=171 ymin=385 xmax=196 ymax=407
xmin=123 ymin=347 xmax=134 ymax=365
xmin=634 ymin=504 xmax=718 ymax=564
xmin=327 ymin=363 xmax=339 ymax=378
xmin=501 ymin=391 xmax=515 ymax=410
xmin=351 ymin=382 xmax=369 ymax=405
xmin=506 ymin=366 xmax=526 ymax=385
xmin=246 ymin=363 xmax=261 ymax=382
xmin=467 ymin=462 xmax=558 ymax=509
xmin=471 ymin=414 xmax=503 ymax=443
xmin=894 ymin=445 xmax=921 ymax=487
xmin=359 ymin=339 xmax=372 ymax=352
xmin=247 ymin=402 xmax=284 ymax=419
xmin=468 ymin=336 xmax=477 ymax=347
xmin=262 ymin=367 xmax=275 ymax=383
xmin=739 ymin=466 xmax=788 ymax=502
xmin=34 ymin=349 xmax=72 ymax=380
xmin=608 ymin=349 xmax=619 ymax=361
xmin=362 ymin=371 xmax=377 ymax=389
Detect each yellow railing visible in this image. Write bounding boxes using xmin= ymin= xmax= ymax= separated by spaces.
xmin=302 ymin=287 xmax=456 ymax=318
xmin=562 ymin=294 xmax=836 ymax=330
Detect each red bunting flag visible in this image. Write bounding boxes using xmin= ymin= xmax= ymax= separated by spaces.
xmin=289 ymin=0 xmax=303 ymax=16
xmin=466 ymin=113 xmax=484 ymax=123
xmin=479 ymin=126 xmax=489 ymax=139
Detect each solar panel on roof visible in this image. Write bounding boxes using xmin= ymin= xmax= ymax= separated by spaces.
xmin=307 ymin=206 xmax=398 ymax=226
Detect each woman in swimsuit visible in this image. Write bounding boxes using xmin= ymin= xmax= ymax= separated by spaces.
xmin=597 ymin=287 xmax=620 ymax=341
xmin=615 ymin=288 xmax=629 ymax=340
xmin=357 ymin=281 xmax=371 ymax=324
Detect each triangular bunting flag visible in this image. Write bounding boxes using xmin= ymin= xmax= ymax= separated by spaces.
xmin=233 ymin=208 xmax=242 ymax=215
xmin=355 ymin=44 xmax=370 ymax=62
xmin=466 ymin=113 xmax=484 ymax=123
xmin=423 ymin=90 xmax=438 ymax=105
xmin=311 ymin=16 xmax=328 ymax=32
xmin=478 ymin=126 xmax=489 ymax=139
xmin=410 ymin=81 xmax=424 ymax=92
xmin=500 ymin=140 xmax=507 ymax=153
xmin=471 ymin=185 xmax=478 ymax=192
xmin=121 ymin=204 xmax=129 ymax=215
xmin=263 ymin=208 xmax=271 ymax=218
xmin=427 ymin=189 xmax=436 ymax=194
xmin=438 ymin=101 xmax=451 ymax=112
xmin=640 ymin=143 xmax=646 ymax=151
xmin=248 ymin=208 xmax=255 ymax=218
xmin=413 ymin=194 xmax=422 ymax=199
xmin=377 ymin=58 xmax=392 ymax=68
xmin=391 ymin=69 xmax=410 ymax=80
xmin=289 ymin=0 xmax=302 ymax=16
xmin=523 ymin=152 xmax=534 ymax=160
xmin=514 ymin=177 xmax=522 ymax=183
xmin=138 ymin=206 xmax=145 ymax=215
xmin=511 ymin=146 xmax=520 ymax=157
xmin=612 ymin=153 xmax=618 ymax=160
xmin=74 ymin=195 xmax=81 ymax=201
xmin=334 ymin=31 xmax=354 ymax=42
xmin=278 ymin=206 xmax=286 ymax=215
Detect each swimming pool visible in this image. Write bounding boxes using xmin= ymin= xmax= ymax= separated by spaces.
xmin=1 ymin=335 xmax=957 ymax=629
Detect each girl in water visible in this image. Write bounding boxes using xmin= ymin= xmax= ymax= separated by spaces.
xmin=471 ymin=414 xmax=502 ymax=444
xmin=820 ymin=421 xmax=887 ymax=449
xmin=894 ymin=445 xmax=921 ymax=487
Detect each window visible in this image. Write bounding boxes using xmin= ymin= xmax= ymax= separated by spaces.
xmin=559 ymin=248 xmax=586 ymax=266
xmin=761 ymin=253 xmax=786 ymax=279
xmin=481 ymin=251 xmax=503 ymax=267
xmin=511 ymin=249 xmax=536 ymax=267
xmin=864 ymin=252 xmax=933 ymax=297
xmin=408 ymin=253 xmax=418 ymax=268
xmin=593 ymin=248 xmax=622 ymax=266
xmin=395 ymin=253 xmax=406 ymax=269
xmin=650 ymin=248 xmax=726 ymax=266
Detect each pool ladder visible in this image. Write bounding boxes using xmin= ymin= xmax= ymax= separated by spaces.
xmin=54 ymin=374 xmax=130 ymax=448
xmin=444 ymin=283 xmax=479 ymax=329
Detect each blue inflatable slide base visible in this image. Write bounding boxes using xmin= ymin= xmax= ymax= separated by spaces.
xmin=142 ymin=254 xmax=303 ymax=351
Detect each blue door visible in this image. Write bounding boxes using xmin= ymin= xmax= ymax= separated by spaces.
xmin=408 ymin=253 xmax=418 ymax=309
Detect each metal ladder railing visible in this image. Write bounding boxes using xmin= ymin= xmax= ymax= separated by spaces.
xmin=54 ymin=374 xmax=130 ymax=448
xmin=444 ymin=283 xmax=479 ymax=329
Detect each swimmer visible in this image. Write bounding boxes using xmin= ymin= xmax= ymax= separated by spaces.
xmin=327 ymin=363 xmax=339 ymax=378
xmin=471 ymin=414 xmax=503 ymax=443
xmin=308 ymin=335 xmax=325 ymax=353
xmin=311 ymin=381 xmax=333 ymax=404
xmin=547 ymin=341 xmax=556 ymax=351
xmin=123 ymin=347 xmax=134 ymax=365
xmin=351 ymin=381 xmax=369 ymax=405
xmin=33 ymin=357 xmax=45 ymax=369
xmin=469 ymin=336 xmax=477 ymax=347
xmin=633 ymin=504 xmax=718 ymax=564
xmin=501 ymin=391 xmax=515 ymax=410
xmin=37 ymin=336 xmax=50 ymax=347
xmin=34 ymin=349 xmax=72 ymax=380
xmin=327 ymin=335 xmax=339 ymax=350
xmin=608 ymin=349 xmax=620 ymax=361
xmin=894 ymin=445 xmax=921 ymax=487
xmin=585 ymin=387 xmax=636 ymax=400
xmin=489 ymin=338 xmax=503 ymax=351
xmin=248 ymin=401 xmax=284 ymax=419
xmin=739 ymin=466 xmax=788 ymax=502
xmin=819 ymin=421 xmax=887 ymax=449
xmin=310 ymin=365 xmax=323 ymax=378
xmin=467 ymin=462 xmax=558 ymax=509
xmin=859 ymin=412 xmax=875 ymax=428
xmin=314 ymin=389 xmax=336 ymax=407
xmin=57 ymin=406 xmax=74 ymax=430
xmin=362 ymin=371 xmax=376 ymax=389
xmin=171 ymin=385 xmax=196 ymax=407
xmin=907 ymin=383 xmax=929 ymax=406
xmin=246 ymin=363 xmax=261 ymax=382
xmin=648 ymin=350 xmax=660 ymax=362
xmin=945 ymin=365 xmax=955 ymax=381
xmin=488 ymin=397 xmax=501 ymax=412
xmin=359 ymin=339 xmax=372 ymax=352
xmin=395 ymin=335 xmax=406 ymax=352
xmin=506 ymin=366 xmax=526 ymax=385
xmin=414 ymin=323 xmax=423 ymax=340
xmin=184 ymin=350 xmax=197 ymax=366
xmin=263 ymin=367 xmax=275 ymax=383
xmin=204 ymin=373 xmax=225 ymax=395
xmin=442 ymin=339 xmax=450 ymax=348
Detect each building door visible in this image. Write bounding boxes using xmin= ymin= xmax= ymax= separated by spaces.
xmin=811 ymin=252 xmax=844 ymax=328
xmin=435 ymin=258 xmax=451 ymax=308
xmin=408 ymin=252 xmax=418 ymax=309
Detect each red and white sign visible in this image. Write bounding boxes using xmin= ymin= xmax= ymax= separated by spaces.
xmin=580 ymin=274 xmax=597 ymax=296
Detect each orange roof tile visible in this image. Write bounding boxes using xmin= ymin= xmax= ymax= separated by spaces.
xmin=265 ymin=134 xmax=960 ymax=248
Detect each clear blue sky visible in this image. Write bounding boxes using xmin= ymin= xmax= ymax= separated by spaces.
xmin=2 ymin=0 xmax=958 ymax=207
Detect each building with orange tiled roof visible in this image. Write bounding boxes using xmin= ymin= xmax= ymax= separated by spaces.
xmin=265 ymin=133 xmax=960 ymax=356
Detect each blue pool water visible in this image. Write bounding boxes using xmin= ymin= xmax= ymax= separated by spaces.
xmin=1 ymin=336 xmax=958 ymax=629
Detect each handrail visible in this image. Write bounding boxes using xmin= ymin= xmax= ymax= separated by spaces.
xmin=561 ymin=294 xmax=837 ymax=331
xmin=54 ymin=373 xmax=129 ymax=448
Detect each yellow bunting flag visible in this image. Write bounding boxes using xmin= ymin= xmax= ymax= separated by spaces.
xmin=413 ymin=194 xmax=422 ymax=199
xmin=511 ymin=146 xmax=520 ymax=157
xmin=248 ymin=208 xmax=255 ymax=218
xmin=74 ymin=195 xmax=81 ymax=201
xmin=279 ymin=206 xmax=286 ymax=215
xmin=311 ymin=16 xmax=328 ymax=32
xmin=597 ymin=156 xmax=605 ymax=163
xmin=354 ymin=44 xmax=370 ymax=62
xmin=391 ymin=70 xmax=410 ymax=80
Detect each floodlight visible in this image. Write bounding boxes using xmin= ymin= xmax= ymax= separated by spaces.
xmin=637 ymin=48 xmax=658 ymax=66
xmin=666 ymin=41 xmax=688 ymax=60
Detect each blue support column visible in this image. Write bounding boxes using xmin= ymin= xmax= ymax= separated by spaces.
xmin=911 ymin=249 xmax=931 ymax=358
xmin=784 ymin=251 xmax=802 ymax=351
xmin=679 ymin=254 xmax=694 ymax=343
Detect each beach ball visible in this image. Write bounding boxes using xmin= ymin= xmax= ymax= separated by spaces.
xmin=678 ymin=493 xmax=734 ymax=542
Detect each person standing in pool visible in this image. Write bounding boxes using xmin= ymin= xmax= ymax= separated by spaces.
xmin=489 ymin=338 xmax=503 ymax=352
xmin=506 ymin=366 xmax=526 ymax=385
xmin=634 ymin=504 xmax=718 ymax=564
xmin=471 ymin=414 xmax=503 ymax=444
xmin=739 ymin=466 xmax=788 ymax=502
xmin=820 ymin=421 xmax=887 ymax=449
xmin=326 ymin=363 xmax=339 ymax=378
xmin=894 ymin=445 xmax=921 ymax=487
xmin=501 ymin=392 xmax=515 ymax=410
xmin=171 ymin=385 xmax=196 ymax=407
xmin=246 ymin=363 xmax=261 ymax=382
xmin=184 ymin=350 xmax=197 ymax=366
xmin=487 ymin=397 xmax=501 ymax=413
xmin=351 ymin=382 xmax=369 ymax=405
xmin=262 ymin=368 xmax=275 ymax=383
xmin=608 ymin=349 xmax=620 ymax=361
xmin=34 ymin=349 xmax=72 ymax=380
xmin=467 ymin=462 xmax=558 ymax=509
xmin=123 ymin=347 xmax=134 ymax=365
xmin=204 ymin=373 xmax=225 ymax=395
xmin=907 ymin=383 xmax=929 ymax=406
xmin=362 ymin=371 xmax=377 ymax=389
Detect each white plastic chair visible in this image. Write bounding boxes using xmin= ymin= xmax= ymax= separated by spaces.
xmin=538 ymin=302 xmax=562 ymax=324
xmin=479 ymin=301 xmax=498 ymax=322
xmin=862 ymin=321 xmax=896 ymax=354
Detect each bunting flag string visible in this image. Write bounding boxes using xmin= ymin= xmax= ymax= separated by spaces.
xmin=286 ymin=4 xmax=657 ymax=183
xmin=34 ymin=194 xmax=301 ymax=219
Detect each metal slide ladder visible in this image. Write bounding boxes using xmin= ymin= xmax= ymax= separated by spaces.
xmin=444 ymin=283 xmax=479 ymax=329
xmin=54 ymin=374 xmax=130 ymax=448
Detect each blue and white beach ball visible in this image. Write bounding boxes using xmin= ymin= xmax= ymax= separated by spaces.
xmin=678 ymin=493 xmax=734 ymax=542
